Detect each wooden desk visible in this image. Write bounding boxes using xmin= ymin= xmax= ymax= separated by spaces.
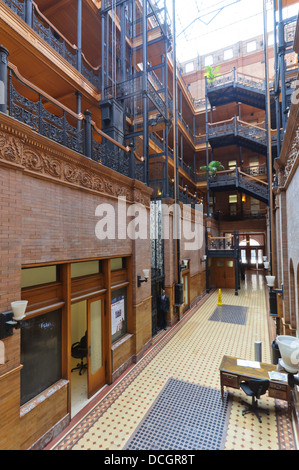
xmin=219 ymin=355 xmax=292 ymax=409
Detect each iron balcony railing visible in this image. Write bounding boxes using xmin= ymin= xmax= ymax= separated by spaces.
xmin=2 ymin=0 xmax=101 ymax=89
xmin=207 ymin=69 xmax=266 ymax=92
xmin=3 ymin=60 xmax=144 ymax=181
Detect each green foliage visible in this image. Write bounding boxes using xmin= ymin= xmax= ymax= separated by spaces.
xmin=204 ymin=65 xmax=221 ymax=83
xmin=200 ymin=161 xmax=225 ymax=176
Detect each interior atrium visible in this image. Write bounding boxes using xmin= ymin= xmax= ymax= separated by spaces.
xmin=0 ymin=0 xmax=299 ymax=453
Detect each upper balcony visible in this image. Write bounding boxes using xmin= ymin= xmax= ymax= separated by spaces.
xmin=1 ymin=0 xmax=101 ymax=93
xmin=207 ymin=69 xmax=267 ymax=110
xmin=208 ymin=116 xmax=280 ymax=157
xmin=1 ymin=53 xmax=145 ymax=182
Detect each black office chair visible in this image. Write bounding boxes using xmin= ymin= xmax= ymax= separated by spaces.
xmin=71 ymin=331 xmax=87 ymax=375
xmin=240 ymin=378 xmax=270 ymax=423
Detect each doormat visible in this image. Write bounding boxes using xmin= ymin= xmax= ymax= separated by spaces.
xmin=209 ymin=305 xmax=248 ymax=325
xmin=124 ymin=378 xmax=232 ymax=450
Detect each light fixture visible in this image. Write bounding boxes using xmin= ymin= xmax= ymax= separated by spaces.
xmin=180 ymin=259 xmax=188 ymax=270
xmin=137 ymin=269 xmax=150 ymax=287
xmin=263 ymin=256 xmax=268 ymax=262
xmin=11 ymin=301 xmax=28 ymax=321
xmin=200 ymin=255 xmax=207 ymax=264
xmin=264 ymin=261 xmax=270 ymax=269
xmin=0 ymin=301 xmax=28 ymax=340
xmin=266 ymin=276 xmax=275 ymax=288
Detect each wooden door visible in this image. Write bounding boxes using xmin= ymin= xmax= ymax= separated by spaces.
xmin=224 ymin=260 xmax=235 ymax=288
xmin=211 ymin=258 xmax=235 ymax=289
xmin=87 ymin=296 xmax=106 ymax=398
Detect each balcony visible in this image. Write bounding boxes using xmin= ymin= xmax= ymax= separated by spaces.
xmin=207 ymin=69 xmax=267 ymax=109
xmin=1 ymin=0 xmax=101 ymax=89
xmin=208 ymin=116 xmax=280 ymax=157
xmin=207 ymin=167 xmax=269 ymax=204
xmin=2 ymin=58 xmax=144 ymax=181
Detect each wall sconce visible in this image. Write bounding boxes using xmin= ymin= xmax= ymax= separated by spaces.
xmin=264 ymin=261 xmax=270 ymax=270
xmin=200 ymin=255 xmax=207 ymax=264
xmin=263 ymin=256 xmax=268 ymax=262
xmin=0 ymin=301 xmax=28 ymax=340
xmin=180 ymin=259 xmax=188 ymax=270
xmin=266 ymin=276 xmax=284 ymax=317
xmin=137 ymin=269 xmax=150 ymax=287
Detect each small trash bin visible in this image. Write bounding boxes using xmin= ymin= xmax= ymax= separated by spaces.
xmin=272 ymin=340 xmax=281 ymax=365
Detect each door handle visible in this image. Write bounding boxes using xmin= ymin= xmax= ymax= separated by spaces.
xmin=89 ymin=345 xmax=91 ymax=357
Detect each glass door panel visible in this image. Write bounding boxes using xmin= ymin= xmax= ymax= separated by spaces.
xmin=90 ymin=300 xmax=103 ymax=375
xmin=184 ymin=275 xmax=189 ymax=307
xmin=87 ymin=296 xmax=106 ymax=398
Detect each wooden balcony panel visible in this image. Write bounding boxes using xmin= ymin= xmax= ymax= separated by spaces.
xmin=0 ymin=1 xmax=101 ymax=105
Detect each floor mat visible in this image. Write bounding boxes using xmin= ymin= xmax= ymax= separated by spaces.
xmin=124 ymin=378 xmax=232 ymax=450
xmin=209 ymin=305 xmax=248 ymax=325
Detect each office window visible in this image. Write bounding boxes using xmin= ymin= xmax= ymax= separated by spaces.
xmin=224 ymin=49 xmax=233 ymax=60
xmin=247 ymin=40 xmax=257 ymax=53
xmin=71 ymin=260 xmax=102 ymax=278
xmin=268 ymin=32 xmax=274 ymax=46
xmin=229 ymin=194 xmax=238 ymax=204
xmin=251 ymin=198 xmax=260 ymax=216
xmin=241 ymin=250 xmax=247 ymax=264
xmin=111 ymin=287 xmax=127 ymax=343
xmin=205 ymin=55 xmax=213 ymax=67
xmin=228 ymin=160 xmax=237 ymax=169
xmin=20 ymin=309 xmax=62 ymax=406
xmin=249 ymin=156 xmax=259 ymax=167
xmin=111 ymin=258 xmax=125 ymax=271
xmin=21 ymin=266 xmax=58 ymax=289
xmin=185 ymin=62 xmax=194 ymax=73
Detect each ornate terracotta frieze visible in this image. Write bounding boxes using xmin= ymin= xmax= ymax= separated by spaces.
xmin=0 ymin=117 xmax=151 ymax=207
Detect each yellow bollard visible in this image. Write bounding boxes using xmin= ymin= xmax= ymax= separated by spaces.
xmin=217 ymin=289 xmax=223 ymax=306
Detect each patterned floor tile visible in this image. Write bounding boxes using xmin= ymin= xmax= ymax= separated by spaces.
xmin=47 ymin=272 xmax=297 ymax=451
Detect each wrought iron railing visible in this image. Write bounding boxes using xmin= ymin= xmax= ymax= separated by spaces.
xmin=2 ymin=0 xmax=25 ymax=19
xmin=208 ymin=117 xmax=279 ymax=148
xmin=3 ymin=61 xmax=144 ymax=181
xmin=207 ymin=69 xmax=266 ymax=92
xmin=8 ymin=63 xmax=84 ymax=154
xmin=2 ymin=0 xmax=101 ymax=89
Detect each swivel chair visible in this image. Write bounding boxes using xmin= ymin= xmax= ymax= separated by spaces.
xmin=240 ymin=378 xmax=270 ymax=423
xmin=71 ymin=331 xmax=87 ymax=375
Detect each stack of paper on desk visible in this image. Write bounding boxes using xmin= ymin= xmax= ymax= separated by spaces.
xmin=237 ymin=359 xmax=261 ymax=369
xmin=268 ymin=371 xmax=288 ymax=383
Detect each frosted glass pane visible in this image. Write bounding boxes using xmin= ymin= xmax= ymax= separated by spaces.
xmin=21 ymin=266 xmax=57 ymax=288
xmin=90 ymin=300 xmax=102 ymax=375
xmin=71 ymin=261 xmax=100 ymax=278
xmin=184 ymin=276 xmax=188 ymax=305
xmin=111 ymin=258 xmax=124 ymax=271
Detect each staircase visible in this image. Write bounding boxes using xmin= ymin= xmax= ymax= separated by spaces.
xmin=208 ymin=116 xmax=279 ymax=157
xmin=208 ymin=167 xmax=269 ymax=204
xmin=207 ymin=70 xmax=267 ymax=110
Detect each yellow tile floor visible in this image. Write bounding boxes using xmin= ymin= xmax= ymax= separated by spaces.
xmin=48 ymin=272 xmax=297 ymax=451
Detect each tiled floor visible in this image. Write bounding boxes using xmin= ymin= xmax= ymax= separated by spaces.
xmin=47 ymin=272 xmax=298 ymax=451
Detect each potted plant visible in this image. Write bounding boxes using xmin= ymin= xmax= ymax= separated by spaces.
xmin=200 ymin=161 xmax=224 ymax=177
xmin=204 ymin=65 xmax=221 ymax=84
